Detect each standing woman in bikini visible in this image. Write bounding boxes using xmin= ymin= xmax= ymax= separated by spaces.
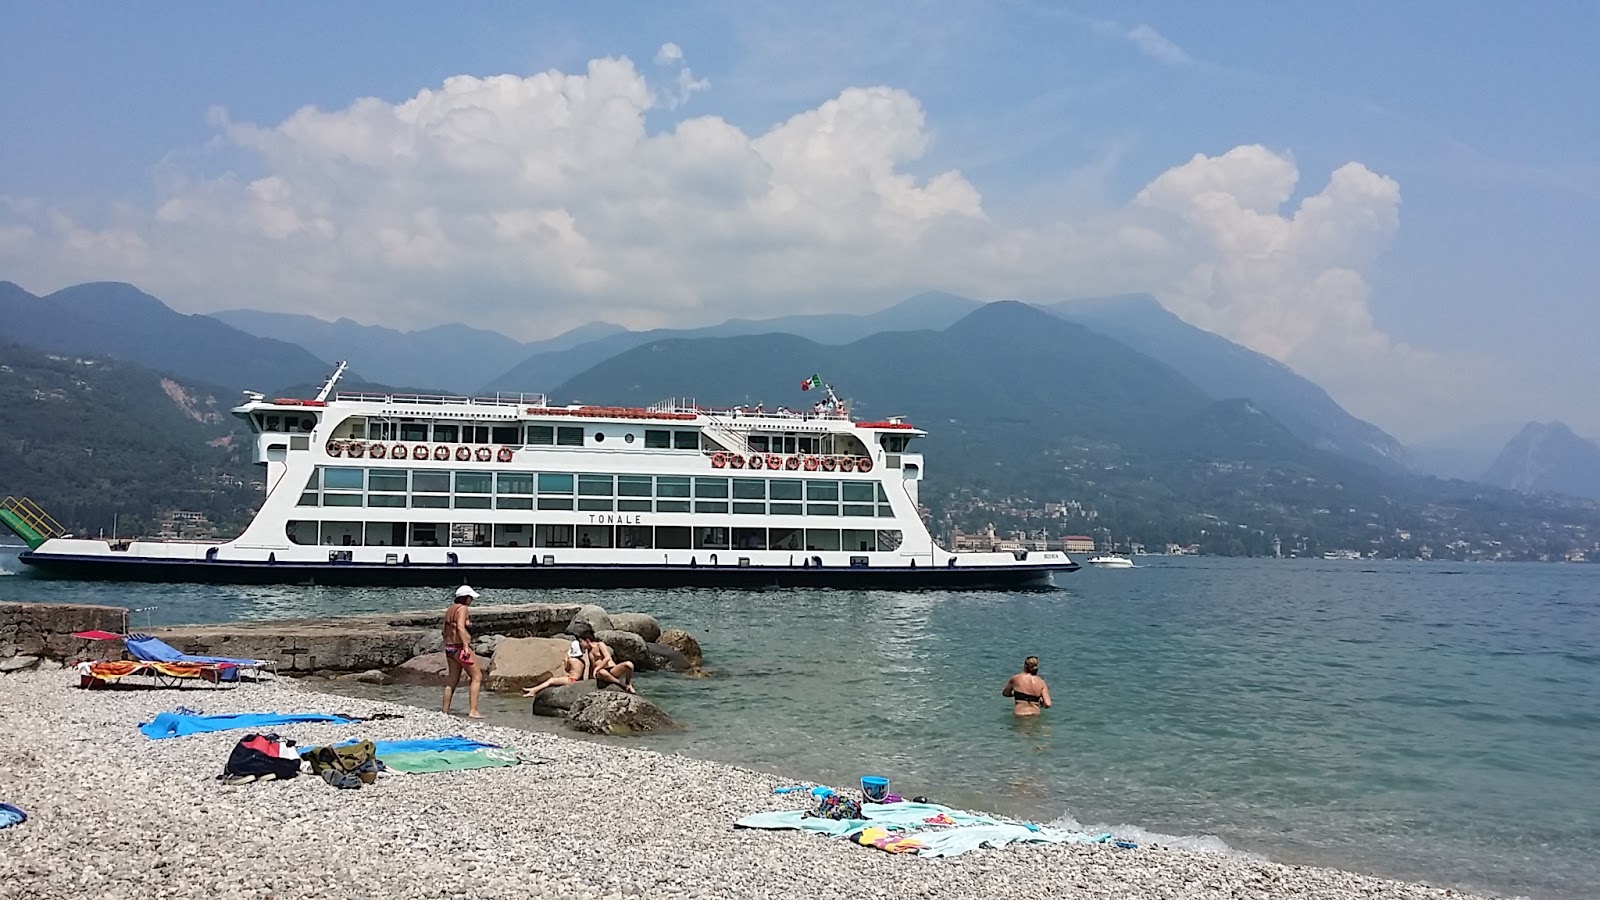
xmin=1002 ymin=656 xmax=1051 ymax=717
xmin=442 ymin=585 xmax=484 ymax=719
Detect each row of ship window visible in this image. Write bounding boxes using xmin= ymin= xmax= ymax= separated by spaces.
xmin=297 ymin=468 xmax=897 ymax=517
xmin=349 ymin=423 xmax=712 ymax=451
xmin=286 ymin=521 xmax=905 ymax=553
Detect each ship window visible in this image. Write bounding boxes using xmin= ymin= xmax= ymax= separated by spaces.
xmin=266 ymin=415 xmax=281 ymax=432
xmin=576 ymin=526 xmax=612 ymax=548
xmin=656 ymin=499 xmax=690 ymax=513
xmin=411 ymin=496 xmax=450 ymax=509
xmin=413 ymin=470 xmax=450 ymax=493
xmin=617 ymin=475 xmax=652 ymax=497
xmin=579 ymin=498 xmax=614 ymax=511
xmin=733 ymin=527 xmax=766 ymax=549
xmin=493 ymin=524 xmax=526 ymax=547
xmin=455 ymin=472 xmax=492 ymax=494
xmin=695 ymin=501 xmax=729 ymax=514
xmin=805 ymin=529 xmax=841 ymax=551
xmin=410 ymin=524 xmax=442 ymax=546
xmin=769 ymin=502 xmax=802 ymax=516
xmin=538 ymin=497 xmax=575 ymax=510
xmin=368 ymin=471 xmax=408 ymax=493
xmin=304 ymin=470 xmax=321 ymax=490
xmin=324 ymin=494 xmax=363 ymax=507
xmin=656 ymin=526 xmax=692 ymax=549
xmin=783 ymin=437 xmax=798 ymax=454
xmin=290 ymin=435 xmax=309 ymax=451
xmin=732 ymin=501 xmax=765 ymax=515
xmin=286 ymin=521 xmax=317 ymax=544
xmin=400 ymin=423 xmax=429 ymax=442
xmin=323 ymin=467 xmax=365 ymax=490
xmin=617 ymin=499 xmax=652 ymax=512
xmin=433 ymin=424 xmax=459 ymax=443
xmin=322 ymin=521 xmax=364 ymax=546
xmin=673 ymin=430 xmax=699 ymax=450
xmin=527 ymin=425 xmax=554 ymax=445
xmin=578 ymin=475 xmax=614 ymax=496
xmin=496 ymin=497 xmax=533 ymax=510
xmin=644 ymin=429 xmax=671 ymax=449
xmin=732 ymin=479 xmax=765 ymax=500
xmin=878 ymin=505 xmax=895 ymax=517
xmin=492 ymin=426 xmax=520 ymax=445
xmin=624 ymin=433 xmax=635 ymax=444
xmin=769 ymin=528 xmax=802 ymax=550
xmin=805 ymin=481 xmax=839 ymax=501
xmin=368 ymin=422 xmax=395 ymax=441
xmin=841 ymin=482 xmax=874 ymax=503
xmin=748 ymin=435 xmax=770 ymax=453
xmin=806 ymin=503 xmax=839 ymax=517
xmin=536 ymin=524 xmax=574 ymax=548
xmin=694 ymin=477 xmax=728 ymax=499
xmin=454 ymin=496 xmax=492 ymax=509
xmin=593 ymin=432 xmax=605 ymax=443
xmin=496 ymin=472 xmax=534 ymax=495
xmin=877 ymin=530 xmax=903 ymax=550
xmin=768 ymin=479 xmax=802 ymax=501
xmin=694 ymin=527 xmax=730 ymax=550
xmin=368 ymin=495 xmax=407 ymax=508
xmin=464 ymin=426 xmax=489 ymax=444
xmin=298 ymin=492 xmax=319 ymax=507
xmin=843 ymin=529 xmax=877 ymax=552
xmin=618 ymin=525 xmax=652 ymax=548
xmin=451 ymin=524 xmax=490 ymax=547
xmin=877 ymin=483 xmax=890 ymax=501
xmin=843 ymin=504 xmax=875 ymax=517
xmin=556 ymin=427 xmax=584 ymax=447
xmin=798 ymin=436 xmax=820 ymax=454
xmin=537 ymin=473 xmax=573 ymax=494
xmin=656 ymin=476 xmax=690 ymax=498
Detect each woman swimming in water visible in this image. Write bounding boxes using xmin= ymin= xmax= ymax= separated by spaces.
xmin=1002 ymin=656 xmax=1051 ymax=717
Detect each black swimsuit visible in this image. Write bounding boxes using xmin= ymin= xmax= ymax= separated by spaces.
xmin=1012 ymin=691 xmax=1042 ymax=704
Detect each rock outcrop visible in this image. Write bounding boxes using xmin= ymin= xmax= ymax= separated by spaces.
xmin=391 ymin=653 xmax=452 ymax=685
xmin=531 ymin=680 xmax=602 ymax=717
xmin=644 ymin=642 xmax=693 ymax=672
xmin=568 ymin=604 xmax=614 ymax=635
xmin=565 ymin=690 xmax=678 ymax=735
xmin=607 ymin=612 xmax=662 ymax=644
xmin=594 ymin=630 xmax=651 ymax=669
xmin=658 ymin=628 xmax=703 ymax=667
xmin=483 ymin=637 xmax=571 ymax=692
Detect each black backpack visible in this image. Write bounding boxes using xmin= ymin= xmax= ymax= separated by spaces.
xmin=218 ymin=733 xmax=302 ymax=782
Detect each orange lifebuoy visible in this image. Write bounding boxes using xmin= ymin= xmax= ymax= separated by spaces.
xmin=455 ymin=446 xmax=471 ymax=462
xmin=749 ymin=454 xmax=764 ymax=470
xmin=414 ymin=444 xmax=430 ymax=460
xmin=765 ymin=454 xmax=781 ymax=470
xmin=839 ymin=457 xmax=855 ymax=472
xmin=821 ymin=457 xmax=837 ymax=472
xmin=785 ymin=456 xmax=801 ymax=470
xmin=730 ymin=454 xmax=746 ymax=469
xmin=804 ymin=456 xmax=819 ymax=471
xmin=326 ymin=441 xmax=343 ymax=457
xmin=857 ymin=457 xmax=873 ymax=472
xmin=497 ymin=447 xmax=514 ymax=463
xmin=347 ymin=442 xmax=366 ymax=459
xmin=392 ymin=444 xmax=408 ymax=460
xmin=369 ymin=443 xmax=387 ymax=460
xmin=711 ymin=452 xmax=727 ymax=469
xmin=433 ymin=445 xmax=450 ymax=461
xmin=476 ymin=446 xmax=492 ymax=462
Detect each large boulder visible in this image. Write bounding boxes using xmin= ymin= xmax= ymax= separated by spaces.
xmin=565 ymin=690 xmax=678 ymax=735
xmin=568 ymin=604 xmax=613 ymax=635
xmin=531 ymin=680 xmax=604 ymax=717
xmin=607 ymin=612 xmax=662 ymax=644
xmin=412 ymin=632 xmax=444 ymax=658
xmin=472 ymin=634 xmax=506 ymax=657
xmin=336 ymin=669 xmax=393 ymax=685
xmin=594 ymin=630 xmax=650 ymax=669
xmin=391 ymin=652 xmax=450 ymax=685
xmin=644 ymin=642 xmax=693 ymax=672
xmin=0 ymin=655 xmax=41 ymax=674
xmin=658 ymin=628 xmax=702 ymax=666
xmin=484 ymin=637 xmax=571 ymax=692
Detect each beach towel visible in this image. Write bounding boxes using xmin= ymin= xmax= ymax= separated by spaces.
xmin=0 ymin=803 xmax=25 ymax=829
xmin=905 ymin=823 xmax=1111 ymax=857
xmin=125 ymin=634 xmax=265 ymax=670
xmin=372 ymin=736 xmax=497 ymax=756
xmin=735 ymin=799 xmax=1113 ymax=857
xmin=379 ymin=748 xmax=525 ymax=774
xmin=140 ymin=711 xmax=353 ymax=740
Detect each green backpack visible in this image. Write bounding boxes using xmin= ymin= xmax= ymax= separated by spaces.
xmin=307 ymin=740 xmax=379 ymax=788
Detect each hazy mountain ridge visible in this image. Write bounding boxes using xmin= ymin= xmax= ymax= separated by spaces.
xmin=1482 ymin=422 xmax=1600 ymax=500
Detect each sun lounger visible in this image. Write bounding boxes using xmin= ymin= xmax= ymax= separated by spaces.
xmin=77 ymin=659 xmax=238 ymax=690
xmin=125 ymin=634 xmax=276 ymax=679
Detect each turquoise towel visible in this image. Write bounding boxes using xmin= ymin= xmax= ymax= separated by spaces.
xmin=139 ymin=711 xmax=353 ymax=740
xmin=735 ymin=801 xmax=995 ymax=838
xmin=379 ymin=749 xmax=522 ymax=774
xmin=909 ymin=823 xmax=1113 ymax=857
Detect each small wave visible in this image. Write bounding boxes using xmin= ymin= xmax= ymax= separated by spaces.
xmin=1048 ymin=812 xmax=1257 ymax=858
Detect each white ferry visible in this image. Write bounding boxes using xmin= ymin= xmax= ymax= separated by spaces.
xmin=7 ymin=365 xmax=1078 ymax=589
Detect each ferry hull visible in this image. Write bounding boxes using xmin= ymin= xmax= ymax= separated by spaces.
xmin=18 ymin=551 xmax=1076 ymax=590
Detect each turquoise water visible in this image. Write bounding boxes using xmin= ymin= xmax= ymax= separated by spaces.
xmin=3 ymin=550 xmax=1596 ymax=899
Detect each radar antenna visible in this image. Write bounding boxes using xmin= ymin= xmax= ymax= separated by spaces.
xmin=314 ymin=360 xmax=348 ymax=402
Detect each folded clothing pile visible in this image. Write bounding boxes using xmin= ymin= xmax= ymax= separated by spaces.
xmin=217 ymin=734 xmax=302 ymax=786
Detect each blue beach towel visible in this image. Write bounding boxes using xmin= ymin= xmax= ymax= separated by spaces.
xmin=125 ymin=635 xmax=264 ymax=669
xmin=139 ymin=711 xmax=354 ymax=740
xmin=0 ymin=803 xmax=25 ymax=829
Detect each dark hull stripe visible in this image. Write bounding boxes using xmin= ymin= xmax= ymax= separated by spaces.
xmin=18 ymin=552 xmax=1078 ymax=590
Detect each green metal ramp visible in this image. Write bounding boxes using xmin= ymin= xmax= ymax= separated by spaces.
xmin=0 ymin=497 xmax=63 ymax=550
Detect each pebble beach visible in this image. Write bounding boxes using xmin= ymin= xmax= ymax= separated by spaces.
xmin=0 ymin=670 xmax=1497 ymax=900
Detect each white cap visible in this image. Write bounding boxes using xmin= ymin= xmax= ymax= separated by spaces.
xmin=454 ymin=585 xmax=479 ymax=599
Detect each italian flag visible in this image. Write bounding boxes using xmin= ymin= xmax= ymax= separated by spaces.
xmin=800 ymin=373 xmax=822 ymax=391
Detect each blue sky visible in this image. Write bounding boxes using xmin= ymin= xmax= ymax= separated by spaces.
xmin=2 ymin=1 xmax=1596 ymax=441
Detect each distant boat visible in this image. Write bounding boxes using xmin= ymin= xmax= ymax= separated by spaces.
xmin=1322 ymin=550 xmax=1361 ymax=560
xmin=1087 ymin=555 xmax=1135 ymax=568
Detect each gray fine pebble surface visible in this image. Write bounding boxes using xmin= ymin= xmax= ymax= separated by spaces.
xmin=0 ymin=670 xmax=1494 ymax=900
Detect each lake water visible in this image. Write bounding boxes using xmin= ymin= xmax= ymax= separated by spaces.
xmin=3 ymin=549 xmax=1596 ymax=899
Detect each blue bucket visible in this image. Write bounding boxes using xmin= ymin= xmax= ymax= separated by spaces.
xmin=861 ymin=775 xmax=890 ymax=803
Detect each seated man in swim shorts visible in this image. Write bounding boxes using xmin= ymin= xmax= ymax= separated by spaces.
xmin=522 ymin=631 xmax=592 ymax=700
xmin=586 ymin=633 xmax=637 ymax=694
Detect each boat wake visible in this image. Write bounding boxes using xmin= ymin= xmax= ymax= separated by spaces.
xmin=1048 ymin=812 xmax=1256 ymax=858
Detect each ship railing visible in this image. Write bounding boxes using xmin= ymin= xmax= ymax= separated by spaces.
xmin=335 ymin=391 xmax=548 ymax=408
xmin=650 ymin=397 xmax=852 ymax=423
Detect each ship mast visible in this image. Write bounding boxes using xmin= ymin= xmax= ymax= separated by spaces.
xmin=314 ymin=361 xmax=348 ymax=402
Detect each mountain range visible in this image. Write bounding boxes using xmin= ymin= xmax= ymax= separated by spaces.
xmin=1481 ymin=422 xmax=1600 ymax=500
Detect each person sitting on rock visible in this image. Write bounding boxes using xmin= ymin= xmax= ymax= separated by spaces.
xmin=522 ymin=633 xmax=591 ymax=701
xmin=586 ymin=634 xmax=637 ymax=694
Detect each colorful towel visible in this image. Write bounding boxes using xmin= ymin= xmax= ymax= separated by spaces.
xmin=0 ymin=803 xmax=25 ymax=829
xmin=736 ymin=799 xmax=1114 ymax=858
xmin=379 ymin=749 xmax=523 ymax=774
xmin=140 ymin=711 xmax=353 ymax=740
xmin=372 ymin=736 xmax=497 ymax=756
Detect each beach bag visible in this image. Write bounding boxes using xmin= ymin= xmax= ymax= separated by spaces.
xmin=804 ymin=793 xmax=864 ymax=821
xmin=218 ymin=734 xmax=301 ymax=783
xmin=308 ymin=740 xmax=379 ymax=788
